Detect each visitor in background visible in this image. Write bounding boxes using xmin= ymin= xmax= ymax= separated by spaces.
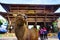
xmin=9 ymin=25 xmax=13 ymax=33
xmin=39 ymin=27 xmax=44 ymax=40
xmin=43 ymin=27 xmax=48 ymax=39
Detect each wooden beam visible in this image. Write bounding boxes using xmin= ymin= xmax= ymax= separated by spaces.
xmin=5 ymin=16 xmax=60 ymax=18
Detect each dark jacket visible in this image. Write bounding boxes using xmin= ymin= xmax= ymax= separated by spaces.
xmin=58 ymin=32 xmax=60 ymax=39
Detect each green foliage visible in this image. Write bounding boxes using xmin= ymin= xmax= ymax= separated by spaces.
xmin=52 ymin=21 xmax=58 ymax=33
xmin=0 ymin=20 xmax=3 ymax=26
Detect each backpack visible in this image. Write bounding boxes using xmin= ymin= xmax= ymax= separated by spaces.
xmin=39 ymin=29 xmax=44 ymax=34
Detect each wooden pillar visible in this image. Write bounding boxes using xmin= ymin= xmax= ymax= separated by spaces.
xmin=53 ymin=14 xmax=56 ymax=21
xmin=34 ymin=15 xmax=37 ymax=28
xmin=44 ymin=13 xmax=47 ymax=27
xmin=44 ymin=6 xmax=46 ymax=27
xmin=7 ymin=14 xmax=11 ymax=28
xmin=7 ymin=14 xmax=11 ymax=33
xmin=34 ymin=10 xmax=37 ymax=29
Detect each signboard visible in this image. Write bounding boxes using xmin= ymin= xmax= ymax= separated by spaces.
xmin=27 ymin=10 xmax=35 ymax=14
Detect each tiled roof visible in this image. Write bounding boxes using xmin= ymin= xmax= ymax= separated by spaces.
xmin=0 ymin=4 xmax=7 ymax=12
xmin=55 ymin=8 xmax=60 ymax=13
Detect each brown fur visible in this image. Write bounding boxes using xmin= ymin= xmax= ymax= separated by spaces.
xmin=15 ymin=14 xmax=38 ymax=40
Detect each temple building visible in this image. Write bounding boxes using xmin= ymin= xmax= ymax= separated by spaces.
xmin=0 ymin=3 xmax=60 ymax=32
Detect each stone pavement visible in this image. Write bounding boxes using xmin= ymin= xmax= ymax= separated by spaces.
xmin=0 ymin=33 xmax=59 ymax=40
xmin=0 ymin=37 xmax=17 ymax=40
xmin=0 ymin=37 xmax=59 ymax=40
xmin=38 ymin=37 xmax=58 ymax=40
xmin=48 ymin=37 xmax=58 ymax=40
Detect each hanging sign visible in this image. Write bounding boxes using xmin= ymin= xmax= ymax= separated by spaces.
xmin=27 ymin=10 xmax=35 ymax=14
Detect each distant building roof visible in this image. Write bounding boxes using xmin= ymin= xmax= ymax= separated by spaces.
xmin=55 ymin=7 xmax=60 ymax=13
xmin=0 ymin=4 xmax=7 ymax=12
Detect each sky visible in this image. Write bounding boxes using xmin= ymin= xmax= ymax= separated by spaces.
xmin=0 ymin=0 xmax=60 ymax=13
xmin=0 ymin=0 xmax=60 ymax=4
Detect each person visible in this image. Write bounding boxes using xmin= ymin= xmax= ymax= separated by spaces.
xmin=43 ymin=27 xmax=48 ymax=39
xmin=9 ymin=26 xmax=13 ymax=33
xmin=58 ymin=29 xmax=60 ymax=40
xmin=39 ymin=27 xmax=44 ymax=40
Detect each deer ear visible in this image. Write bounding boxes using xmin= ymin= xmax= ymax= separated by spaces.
xmin=24 ymin=15 xmax=27 ymax=19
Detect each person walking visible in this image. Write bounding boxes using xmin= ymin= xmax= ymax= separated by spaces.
xmin=43 ymin=27 xmax=48 ymax=40
xmin=39 ymin=27 xmax=44 ymax=40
